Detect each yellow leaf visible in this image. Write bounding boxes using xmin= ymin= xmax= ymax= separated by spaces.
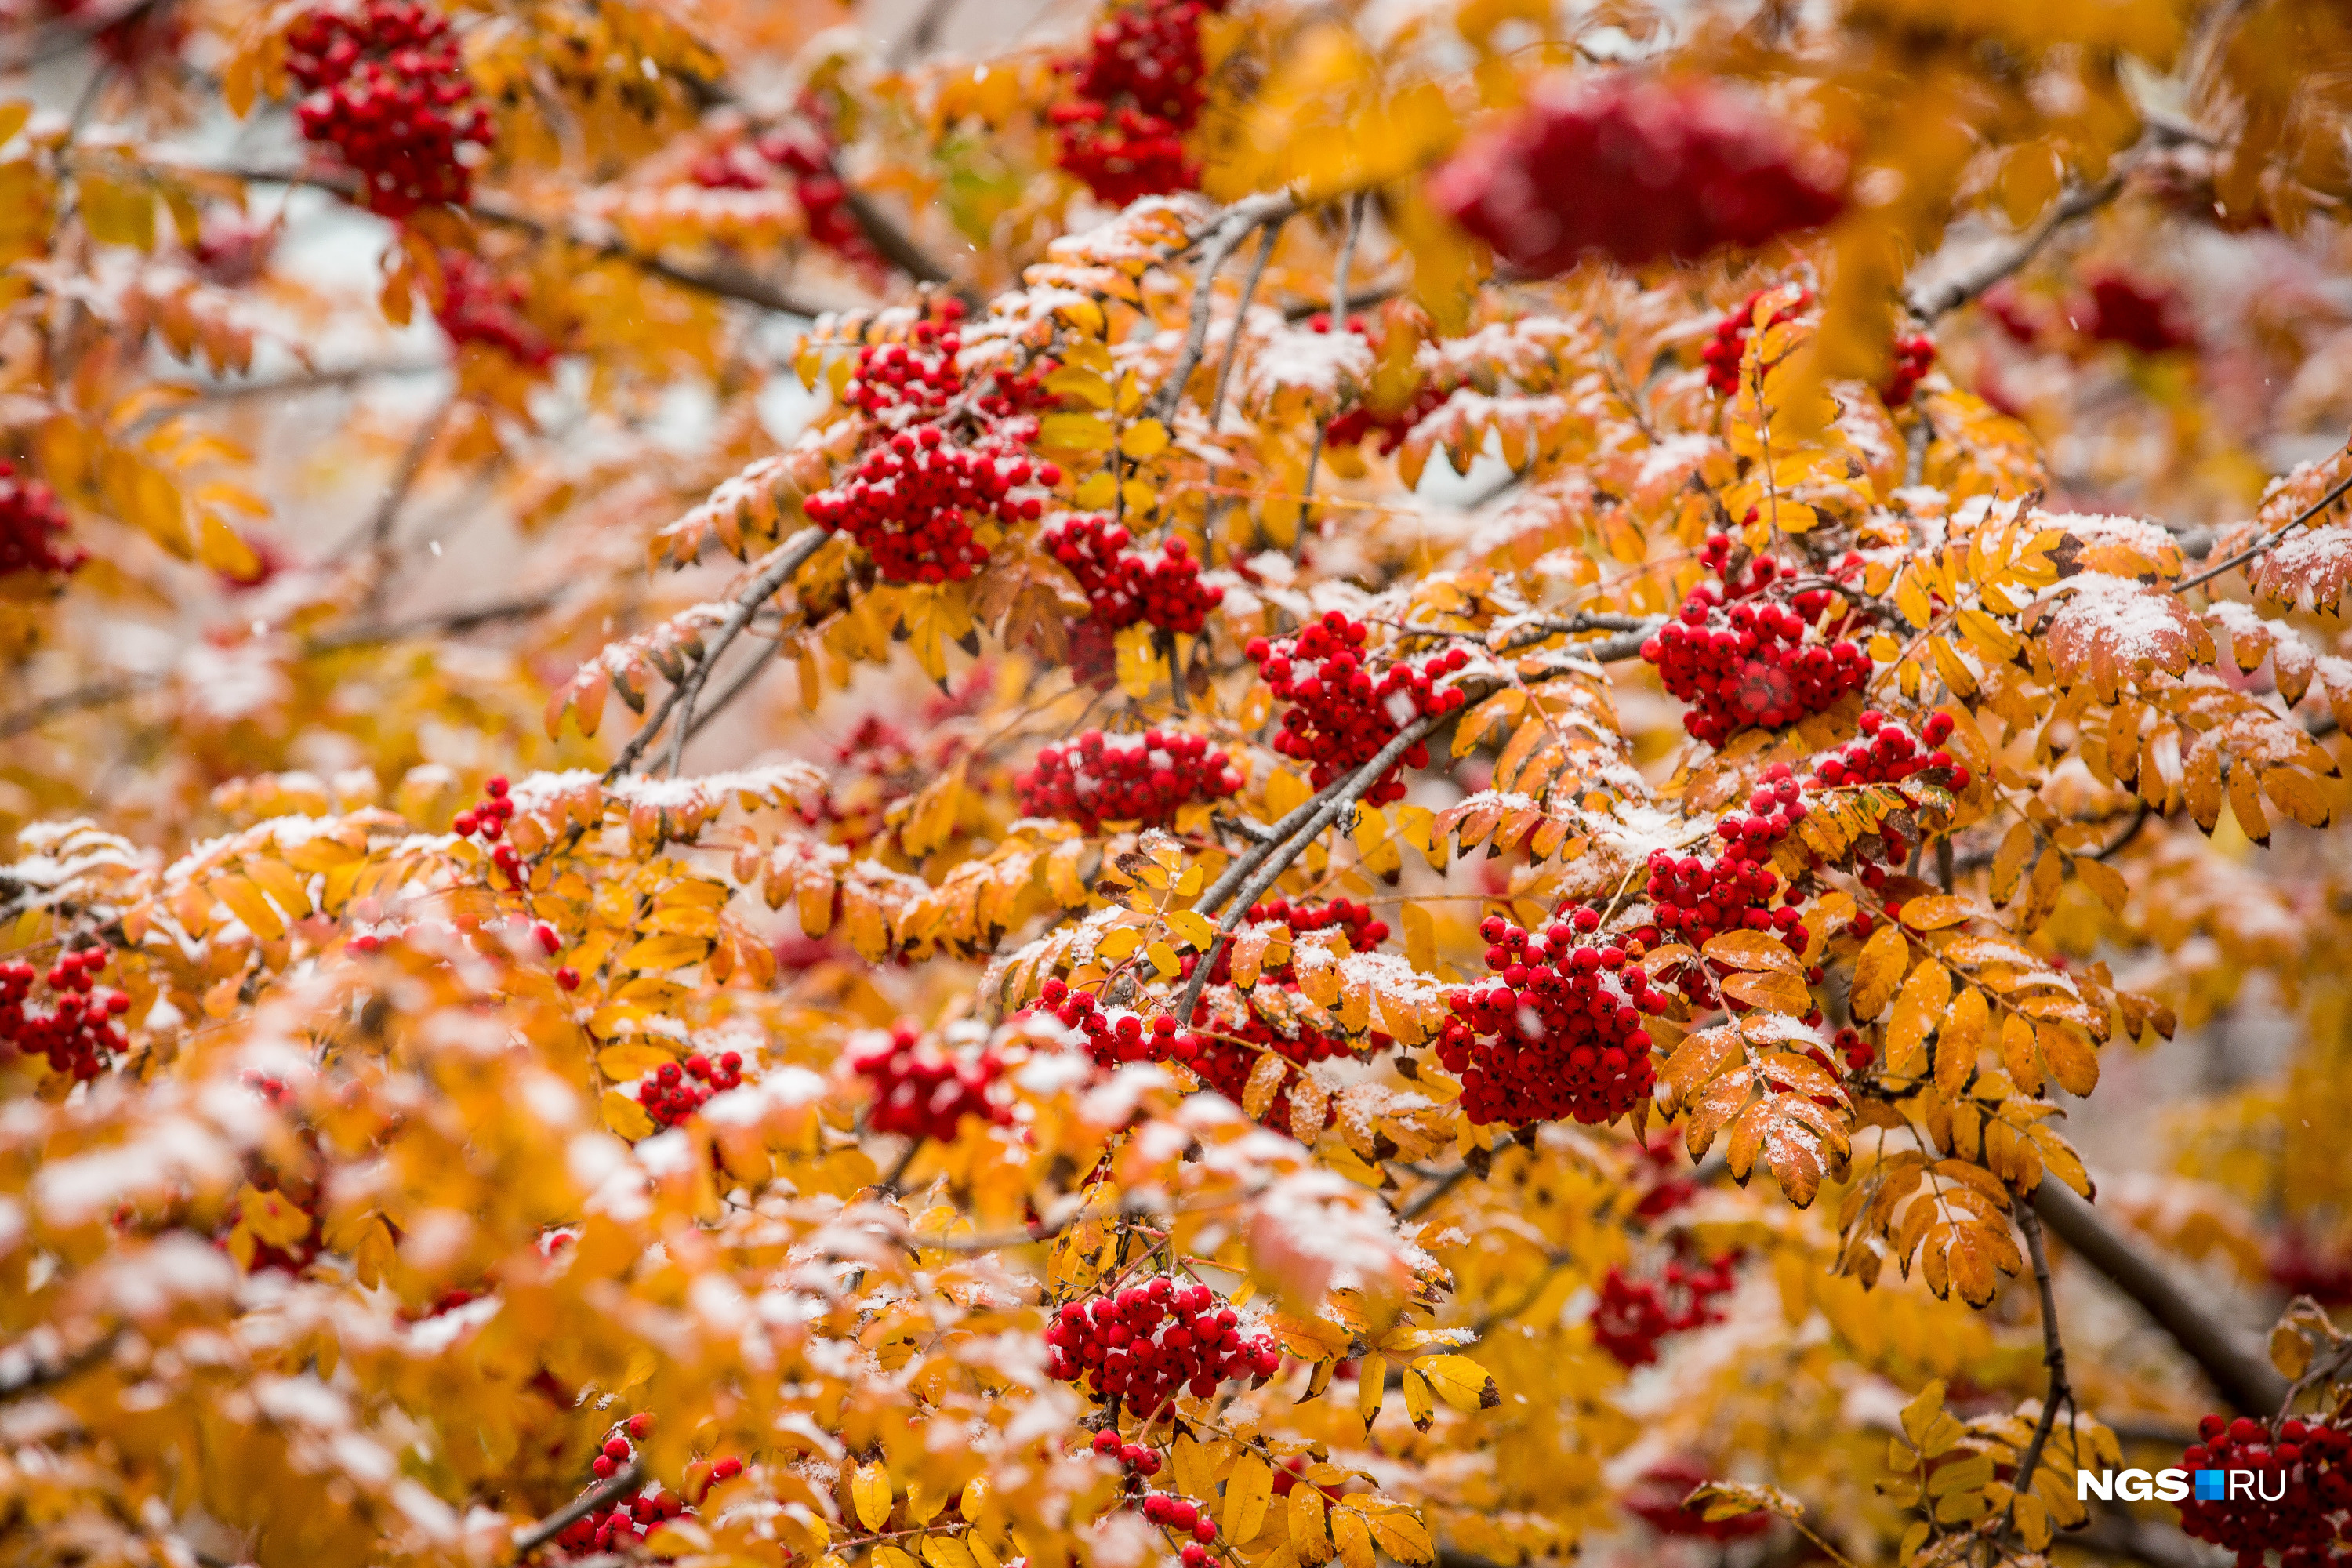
xmin=1145 ymin=940 xmax=1181 ymax=978
xmin=1167 ymin=909 xmax=1217 ymax=951
xmin=1935 ymin=987 xmax=1988 ymax=1097
xmin=1331 ymin=1508 xmax=1374 ymax=1568
xmin=1704 ymin=930 xmax=1804 ymax=975
xmin=1115 ymin=623 xmax=1162 ymax=700
xmin=1096 ymin=927 xmax=1145 ymax=961
xmin=234 ymin=1181 xmax=311 ymax=1249
xmin=853 ymin=1462 xmax=891 ymax=1530
xmin=621 ymin=932 xmax=710 ymax=971
xmin=598 ymin=1042 xmax=677 ymax=1080
xmin=1886 ymin=961 xmax=1951 ymax=1079
xmin=1118 ymin=419 xmax=1171 ymax=459
xmin=1896 ymin=895 xmax=1976 ymax=931
xmin=1038 ymin=412 xmax=1115 ymax=452
xmin=1290 ymin=1486 xmax=1333 ymax=1564
xmin=81 ymin=170 xmax=156 ymax=249
xmin=920 ymin=1535 xmax=975 ymax=1568
xmin=602 ymin=1089 xmax=655 ymax=1140
xmin=1850 ymin=924 xmax=1909 ymax=1020
xmin=1412 ymin=1353 xmax=1497 ymax=1412
xmin=1225 ymin=1454 xmax=1273 ymax=1543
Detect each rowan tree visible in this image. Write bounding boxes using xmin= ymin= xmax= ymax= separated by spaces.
xmin=8 ymin=2 xmax=2352 ymax=1568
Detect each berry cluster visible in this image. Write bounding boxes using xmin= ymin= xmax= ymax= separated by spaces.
xmin=1051 ymin=0 xmax=1227 ymax=205
xmin=548 ymin=1417 xmax=742 ymax=1559
xmin=1429 ymin=74 xmax=1846 ymax=275
xmin=1700 ymin=288 xmax=1813 ymax=397
xmin=0 ymin=460 xmax=86 ymax=579
xmin=435 ymin=251 xmax=552 ymax=368
xmin=1089 ymin=1428 xmax=1165 ymax=1477
xmin=1640 ymin=763 xmax=1810 ymax=954
xmin=1136 ymin=1492 xmax=1222 ymax=1562
xmin=1590 ymin=1254 xmax=1738 ymax=1367
xmin=1247 ymin=614 xmax=1469 ymax=805
xmin=804 ymin=424 xmax=1044 ymax=584
xmin=1625 ymin=1458 xmax=1771 ymax=1541
xmin=1178 ymin=898 xmax=1393 ymax=1123
xmin=1308 ymin=314 xmax=1447 ymax=456
xmin=1037 ymin=978 xmax=1205 ymax=1069
xmin=0 ymin=948 xmax=129 ymax=1083
xmin=1046 ymin=1276 xmax=1280 ymax=1417
xmin=1435 ymin=907 xmax=1668 ymax=1127
xmin=1039 ymin=516 xmax=1225 ymax=635
xmin=1813 ymin=709 xmax=1968 ymax=793
xmin=1879 ymin=331 xmax=1937 ymax=406
xmin=852 ymin=1022 xmax=1009 ymax=1141
xmin=2178 ymin=1415 xmax=2352 ymax=1566
xmin=756 ymin=114 xmax=875 ymax=264
xmin=2082 ymin=270 xmax=2196 ymax=355
xmin=633 ymin=1051 xmax=746 ymax=1128
xmin=1640 ymin=593 xmax=1870 ymax=746
xmin=1831 ymin=1025 xmax=1874 ymax=1073
xmin=285 ymin=1 xmax=492 ymax=218
xmin=1016 ymin=728 xmax=1241 ymax=833
xmin=453 ymin=775 xmax=527 ymax=883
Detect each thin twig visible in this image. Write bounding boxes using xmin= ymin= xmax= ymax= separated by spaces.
xmin=513 ymin=1461 xmax=644 ymax=1556
xmin=1208 ymin=222 xmax=1282 ymax=431
xmin=0 ymin=675 xmax=167 ymax=741
xmin=1298 ymin=194 xmax=1367 ymax=535
xmin=128 ymin=362 xmax=446 ymax=433
xmin=611 ymin=528 xmax=829 ymax=783
xmin=1151 ymin=194 xmax=1299 ymax=424
xmin=1494 ymin=612 xmax=1664 ymax=655
xmin=2007 ymin=1203 xmax=2071 ymax=1535
xmin=888 ymin=0 xmax=964 ymax=68
xmin=1905 ymin=169 xmax=2131 ymax=321
xmin=2172 ymin=468 xmax=2352 ymax=597
xmin=358 ymin=394 xmax=456 ymax=557
xmin=307 ymin=589 xmax=563 ymax=652
xmin=0 ymin=1330 xmax=122 ymax=1403
xmin=683 ymin=637 xmax=786 ymax=745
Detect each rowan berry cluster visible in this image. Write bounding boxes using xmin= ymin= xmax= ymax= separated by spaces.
xmin=1590 ymin=1254 xmax=1738 ymax=1367
xmin=1308 ymin=314 xmax=1448 ymax=456
xmin=1429 ymin=74 xmax=1846 ymax=275
xmin=2270 ymin=1232 xmax=2352 ymax=1305
xmin=756 ymin=115 xmax=874 ymax=263
xmin=0 ymin=948 xmax=130 ymax=1083
xmin=1136 ymin=1491 xmax=1221 ymax=1560
xmin=285 ymin=1 xmax=492 ymax=218
xmin=453 ymin=775 xmax=526 ymax=882
xmin=1089 ymin=1428 xmax=1164 ymax=1477
xmin=1813 ymin=709 xmax=1968 ymax=793
xmin=1435 ymin=906 xmax=1669 ymax=1127
xmin=2179 ymin=1415 xmax=2352 ymax=1565
xmin=1037 ymin=978 xmax=1205 ymax=1069
xmin=1177 ymin=898 xmax=1392 ymax=1123
xmin=1626 ymin=1458 xmax=1771 ymax=1541
xmin=1880 ymin=332 xmax=1937 ymax=406
xmin=435 ymin=252 xmax=552 ymax=368
xmin=2082 ymin=270 xmax=2196 ymax=354
xmin=1039 ymin=516 xmax=1225 ymax=635
xmin=1701 ymin=288 xmax=1813 ymax=397
xmin=1639 ymin=762 xmax=1809 ymax=954
xmin=0 ymin=460 xmax=86 ymax=578
xmin=1016 ymin=728 xmax=1241 ymax=833
xmin=1640 ymin=592 xmax=1871 ymax=746
xmin=549 ymin=1417 xmax=741 ymax=1559
xmin=633 ymin=1051 xmax=746 ymax=1128
xmin=1051 ymin=0 xmax=1227 ymax=205
xmin=1247 ymin=614 xmax=1469 ymax=805
xmin=851 ymin=1022 xmax=1009 ymax=1141
xmin=1832 ymin=1025 xmax=1874 ymax=1073
xmin=1046 ymin=1276 xmax=1281 ymax=1418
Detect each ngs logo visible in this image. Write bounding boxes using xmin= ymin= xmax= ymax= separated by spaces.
xmin=2076 ymin=1467 xmax=2287 ymax=1502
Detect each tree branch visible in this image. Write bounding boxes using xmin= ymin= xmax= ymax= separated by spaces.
xmin=2008 ymin=1203 xmax=2072 ymax=1534
xmin=1494 ymin=612 xmax=1666 ymax=655
xmin=0 ymin=674 xmax=167 ymax=741
xmin=2172 ymin=467 xmax=2352 ymax=597
xmin=1905 ymin=169 xmax=2130 ymax=321
xmin=2031 ymin=1178 xmax=2288 ymax=1414
xmin=1150 ymin=194 xmax=1301 ymax=425
xmin=682 ymin=636 xmax=786 ymax=746
xmin=512 ymin=1460 xmax=644 ymax=1557
xmin=1208 ymin=221 xmax=1282 ymax=431
xmin=0 ymin=1329 xmax=121 ymax=1402
xmin=604 ymin=528 xmax=829 ymax=783
xmin=355 ymin=393 xmax=456 ymax=560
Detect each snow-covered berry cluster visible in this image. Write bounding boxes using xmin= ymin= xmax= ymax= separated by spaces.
xmin=1178 ymin=898 xmax=1392 ymax=1123
xmin=1813 ymin=709 xmax=1968 ymax=793
xmin=1639 ymin=762 xmax=1809 ymax=954
xmin=1436 ymin=907 xmax=1668 ymax=1127
xmin=1047 ymin=1276 xmax=1280 ymax=1417
xmin=2178 ymin=1415 xmax=2352 ymax=1566
xmin=633 ymin=1051 xmax=745 ymax=1128
xmin=1247 ymin=613 xmax=1468 ymax=805
xmin=1429 ymin=74 xmax=1846 ymax=275
xmin=1309 ymin=314 xmax=1448 ymax=456
xmin=1590 ymin=1254 xmax=1738 ymax=1367
xmin=755 ymin=106 xmax=877 ymax=266
xmin=1016 ymin=728 xmax=1241 ymax=833
xmin=1037 ymin=979 xmax=1205 ymax=1069
xmin=285 ymin=0 xmax=492 ymax=218
xmin=851 ymin=1022 xmax=1009 ymax=1141
xmin=1640 ymin=592 xmax=1870 ymax=746
xmin=1039 ymin=516 xmax=1225 ymax=635
xmin=0 ymin=460 xmax=86 ymax=578
xmin=1051 ymin=0 xmax=1228 ymax=205
xmin=804 ymin=305 xmax=1061 ymax=586
xmin=435 ymin=251 xmax=552 ymax=368
xmin=0 ymin=948 xmax=129 ymax=1083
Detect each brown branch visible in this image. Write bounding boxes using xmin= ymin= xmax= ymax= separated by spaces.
xmin=837 ymin=187 xmax=955 ymax=288
xmin=307 ymin=588 xmax=565 ymax=653
xmin=1494 ymin=612 xmax=1665 ymax=655
xmin=356 ymin=393 xmax=456 ymax=561
xmin=1207 ymin=221 xmax=1282 ymax=431
xmin=681 ymin=636 xmax=786 ymax=746
xmin=1906 ymin=169 xmax=2130 ymax=321
xmin=2031 ymin=1178 xmax=2288 ymax=1414
xmin=513 ymin=1461 xmax=644 ymax=1557
xmin=1150 ymin=194 xmax=1301 ymax=425
xmin=0 ymin=1330 xmax=122 ymax=1402
xmin=605 ymin=528 xmax=829 ymax=783
xmin=2007 ymin=1203 xmax=2072 ymax=1537
xmin=0 ymin=674 xmax=167 ymax=741
xmin=2172 ymin=467 xmax=2352 ymax=597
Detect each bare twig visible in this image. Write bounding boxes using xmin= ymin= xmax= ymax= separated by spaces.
xmin=129 ymin=362 xmax=446 ymax=432
xmin=0 ymin=674 xmax=167 ymax=741
xmin=358 ymin=394 xmax=456 ymax=557
xmin=1494 ymin=612 xmax=1665 ymax=655
xmin=0 ymin=1330 xmax=122 ymax=1402
xmin=609 ymin=528 xmax=829 ymax=783
xmin=2007 ymin=1203 xmax=2071 ymax=1534
xmin=888 ymin=0 xmax=964 ymax=68
xmin=683 ymin=637 xmax=786 ymax=745
xmin=307 ymin=588 xmax=564 ymax=652
xmin=2031 ymin=1178 xmax=2288 ymax=1414
xmin=838 ymin=187 xmax=955 ymax=288
xmin=513 ymin=1461 xmax=644 ymax=1556
xmin=2172 ymin=468 xmax=2352 ymax=597
xmin=1208 ymin=221 xmax=1282 ymax=431
xmin=1906 ymin=170 xmax=2130 ymax=321
xmin=1151 ymin=194 xmax=1300 ymax=424
xmin=1298 ymin=194 xmax=1367 ymax=530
